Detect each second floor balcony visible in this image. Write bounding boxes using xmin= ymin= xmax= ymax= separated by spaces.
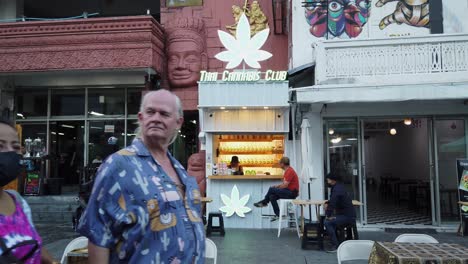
xmin=313 ymin=34 xmax=468 ymax=87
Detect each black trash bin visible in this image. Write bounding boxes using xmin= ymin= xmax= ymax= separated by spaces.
xmin=47 ymin=178 xmax=63 ymax=195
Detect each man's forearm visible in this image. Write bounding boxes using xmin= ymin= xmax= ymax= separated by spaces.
xmin=88 ymin=241 xmax=110 ymax=264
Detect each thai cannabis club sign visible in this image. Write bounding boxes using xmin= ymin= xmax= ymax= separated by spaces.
xmin=199 ymin=12 xmax=287 ymax=83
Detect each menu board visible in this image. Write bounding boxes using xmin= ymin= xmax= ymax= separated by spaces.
xmin=457 ymin=159 xmax=468 ymax=220
xmin=24 ymin=172 xmax=41 ymax=196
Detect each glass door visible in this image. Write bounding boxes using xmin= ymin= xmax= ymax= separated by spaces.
xmin=325 ymin=120 xmax=361 ymax=222
xmin=434 ymin=119 xmax=466 ymax=224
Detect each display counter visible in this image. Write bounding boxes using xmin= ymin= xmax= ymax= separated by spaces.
xmin=206 ymin=133 xmax=287 ymax=229
xmin=208 ymin=175 xmax=283 ymax=180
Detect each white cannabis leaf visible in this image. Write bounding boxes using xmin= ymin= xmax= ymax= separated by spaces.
xmin=215 ymin=13 xmax=272 ymax=69
xmin=219 ymin=185 xmax=252 ymax=217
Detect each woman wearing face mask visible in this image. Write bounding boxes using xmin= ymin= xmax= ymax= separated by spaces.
xmin=0 ymin=120 xmax=56 ymax=264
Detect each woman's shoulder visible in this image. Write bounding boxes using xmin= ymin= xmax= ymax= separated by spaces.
xmin=4 ymin=190 xmax=34 ymax=225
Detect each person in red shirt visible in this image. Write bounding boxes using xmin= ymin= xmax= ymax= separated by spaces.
xmin=254 ymin=157 xmax=299 ymax=221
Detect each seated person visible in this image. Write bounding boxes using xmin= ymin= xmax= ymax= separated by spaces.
xmin=228 ymin=156 xmax=243 ymax=175
xmin=323 ymin=173 xmax=356 ymax=252
xmin=253 ymin=157 xmax=299 ymax=221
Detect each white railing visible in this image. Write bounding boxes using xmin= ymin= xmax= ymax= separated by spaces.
xmin=313 ymin=34 xmax=468 ymax=86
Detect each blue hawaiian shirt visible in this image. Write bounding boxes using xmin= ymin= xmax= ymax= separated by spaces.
xmin=78 ymin=139 xmax=205 ymax=264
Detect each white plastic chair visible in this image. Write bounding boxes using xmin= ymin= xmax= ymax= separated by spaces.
xmin=205 ymin=238 xmax=217 ymax=264
xmin=60 ymin=236 xmax=88 ymax=264
xmin=394 ymin=234 xmax=439 ymax=243
xmin=337 ymin=240 xmax=375 ymax=264
xmin=277 ymin=199 xmax=300 ymax=238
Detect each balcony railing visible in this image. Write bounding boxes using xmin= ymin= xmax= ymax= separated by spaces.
xmin=313 ymin=34 xmax=468 ymax=87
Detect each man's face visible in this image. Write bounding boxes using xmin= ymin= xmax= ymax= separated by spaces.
xmin=137 ymin=92 xmax=183 ymax=143
xmin=279 ymin=162 xmax=286 ymax=170
xmin=167 ymin=41 xmax=204 ymax=88
xmin=327 ymin=178 xmax=336 ymax=186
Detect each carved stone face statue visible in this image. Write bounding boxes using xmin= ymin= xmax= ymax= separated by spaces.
xmin=187 ymin=151 xmax=206 ymax=195
xmin=166 ymin=18 xmax=207 ymax=89
xmin=167 ymin=40 xmax=206 ymax=88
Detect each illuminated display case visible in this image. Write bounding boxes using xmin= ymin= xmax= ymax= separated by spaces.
xmin=214 ymin=134 xmax=284 ymax=176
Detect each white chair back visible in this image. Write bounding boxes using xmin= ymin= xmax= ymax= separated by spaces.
xmin=337 ymin=240 xmax=374 ymax=264
xmin=394 ymin=234 xmax=439 ymax=243
xmin=205 ymin=238 xmax=217 ymax=264
xmin=60 ymin=236 xmax=88 ymax=264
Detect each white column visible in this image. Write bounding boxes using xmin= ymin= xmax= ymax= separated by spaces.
xmin=0 ymin=0 xmax=23 ymax=20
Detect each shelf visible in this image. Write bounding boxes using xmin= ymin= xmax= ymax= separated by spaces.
xmin=219 ymin=150 xmax=284 ymax=155
xmin=237 ymin=163 xmax=281 ymax=168
xmin=208 ymin=175 xmax=283 ymax=180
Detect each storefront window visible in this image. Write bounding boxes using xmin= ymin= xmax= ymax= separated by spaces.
xmin=436 ymin=119 xmax=466 ymax=223
xmin=16 ymin=123 xmax=47 ymax=154
xmin=51 ymin=89 xmax=85 ymax=116
xmin=88 ymin=120 xmax=125 ymax=163
xmin=88 ymin=88 xmax=125 ymax=117
xmin=48 ymin=121 xmax=85 ymax=185
xmin=127 ymin=88 xmax=143 ymax=116
xmin=16 ymin=89 xmax=48 ymax=119
xmin=126 ymin=119 xmax=139 ymax=146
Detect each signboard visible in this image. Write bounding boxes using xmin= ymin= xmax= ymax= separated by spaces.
xmin=166 ymin=0 xmax=202 ymax=7
xmin=24 ymin=172 xmax=41 ymax=196
xmin=104 ymin=125 xmax=115 ymax=133
xmin=199 ymin=12 xmax=287 ymax=83
xmin=457 ymin=159 xmax=468 ymax=220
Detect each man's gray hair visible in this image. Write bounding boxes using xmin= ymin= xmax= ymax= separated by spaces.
xmin=136 ymin=90 xmax=183 ymax=144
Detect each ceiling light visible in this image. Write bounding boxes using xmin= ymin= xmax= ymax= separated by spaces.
xmin=61 ymin=124 xmax=75 ymax=129
xmin=242 ymin=107 xmax=247 ymax=109
xmin=51 ymin=132 xmax=56 ymax=135
xmin=190 ymin=120 xmax=197 ymax=124
xmin=263 ymin=107 xmax=269 ymax=109
xmin=329 ymin=129 xmax=335 ymax=135
xmin=58 ymin=133 xmax=65 ymax=136
xmin=330 ymin=137 xmax=342 ymax=144
xmin=90 ymin=111 xmax=104 ymax=116
xmin=404 ymin=118 xmax=412 ymax=126
xmin=220 ymin=107 xmax=226 ymax=110
xmin=16 ymin=113 xmax=25 ymax=119
xmin=347 ymin=138 xmax=358 ymax=141
xmin=390 ymin=128 xmax=397 ymax=135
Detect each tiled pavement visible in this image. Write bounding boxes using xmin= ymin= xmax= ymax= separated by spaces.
xmin=38 ymin=224 xmax=468 ymax=264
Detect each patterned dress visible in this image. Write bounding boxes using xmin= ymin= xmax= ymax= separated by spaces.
xmin=0 ymin=192 xmax=42 ymax=264
xmin=78 ymin=139 xmax=206 ymax=264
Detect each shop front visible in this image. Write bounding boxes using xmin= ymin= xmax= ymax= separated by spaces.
xmin=199 ymin=81 xmax=291 ymax=229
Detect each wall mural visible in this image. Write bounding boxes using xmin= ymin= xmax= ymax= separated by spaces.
xmin=376 ymin=0 xmax=429 ymax=30
xmin=304 ymin=0 xmax=429 ymax=39
xmin=304 ymin=0 xmax=371 ymax=39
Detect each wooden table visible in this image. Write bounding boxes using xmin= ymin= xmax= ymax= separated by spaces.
xmin=292 ymin=199 xmax=363 ymax=235
xmin=368 ymin=242 xmax=468 ymax=264
xmin=67 ymin=247 xmax=88 ymax=264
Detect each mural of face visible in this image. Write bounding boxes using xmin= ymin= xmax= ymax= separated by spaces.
xmin=304 ymin=0 xmax=370 ymax=38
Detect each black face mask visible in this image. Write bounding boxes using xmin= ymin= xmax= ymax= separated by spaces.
xmin=0 ymin=151 xmax=21 ymax=187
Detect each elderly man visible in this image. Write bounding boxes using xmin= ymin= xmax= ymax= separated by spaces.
xmin=254 ymin=157 xmax=299 ymax=221
xmin=78 ymin=90 xmax=205 ymax=263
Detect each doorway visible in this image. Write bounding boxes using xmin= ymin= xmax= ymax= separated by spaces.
xmin=362 ymin=118 xmax=433 ymax=225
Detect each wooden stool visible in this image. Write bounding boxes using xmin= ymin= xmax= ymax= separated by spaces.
xmin=206 ymin=212 xmax=225 ymax=237
xmin=301 ymin=221 xmax=324 ymax=250
xmin=336 ymin=221 xmax=359 ymax=243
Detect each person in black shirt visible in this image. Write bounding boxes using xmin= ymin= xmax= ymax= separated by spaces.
xmin=324 ymin=173 xmax=356 ymax=252
xmin=228 ymin=156 xmax=243 ymax=175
